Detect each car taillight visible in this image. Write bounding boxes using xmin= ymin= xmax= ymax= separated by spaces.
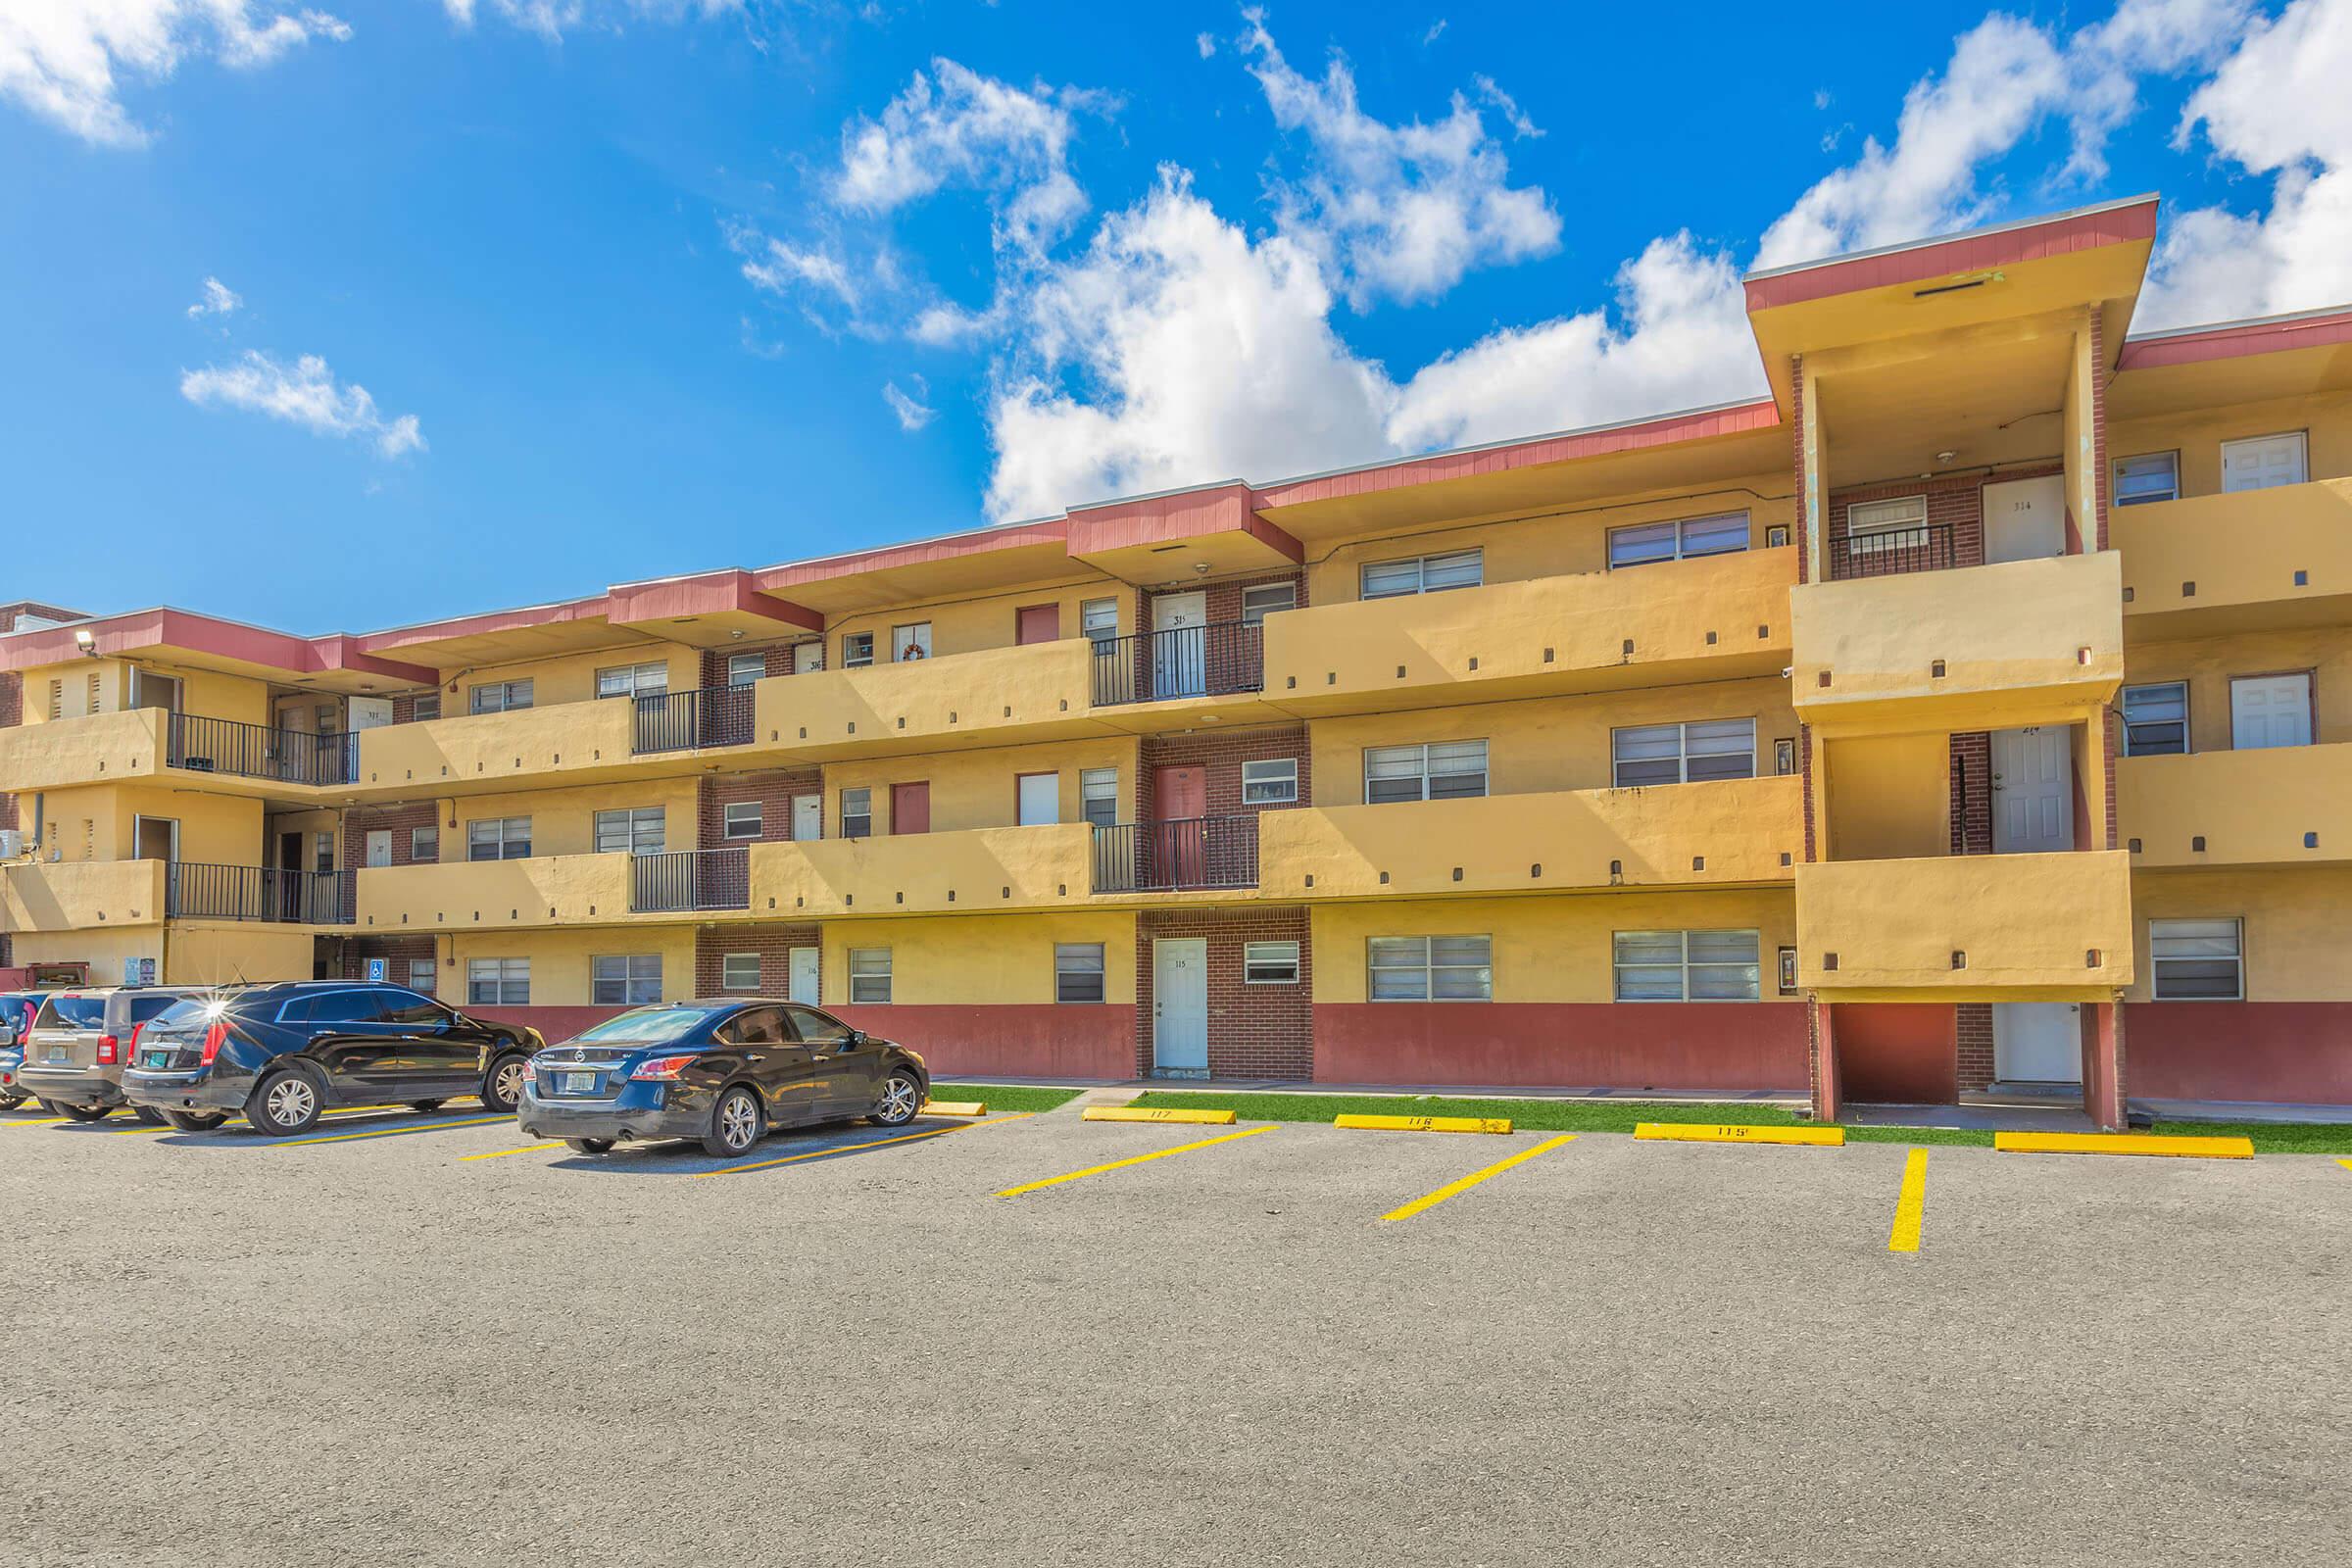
xmin=630 ymin=1054 xmax=695 ymax=1081
xmin=96 ymin=1033 xmax=120 ymax=1066
xmin=200 ymin=1020 xmax=228 ymax=1065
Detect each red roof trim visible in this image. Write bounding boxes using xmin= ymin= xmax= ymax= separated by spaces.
xmin=0 ymin=609 xmax=436 ymax=686
xmin=1741 ymin=200 xmax=2159 ymax=314
xmin=606 ymin=570 xmax=822 ymax=633
xmin=352 ymin=594 xmax=612 ymax=656
xmin=751 ymin=517 xmax=1069 ymax=593
xmin=2116 ymin=307 xmax=2352 ymax=371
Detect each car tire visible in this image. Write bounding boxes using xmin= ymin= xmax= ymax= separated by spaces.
xmin=564 ymin=1137 xmax=615 ymax=1155
xmin=703 ymin=1085 xmax=764 ymax=1158
xmin=479 ymin=1053 xmax=530 ymax=1114
xmin=409 ymin=1100 xmax=446 ymax=1113
xmin=55 ymin=1102 xmax=114 ymax=1123
xmin=245 ymin=1070 xmax=324 ymax=1136
xmin=159 ymin=1108 xmax=229 ymax=1132
xmin=0 ymin=1090 xmax=27 ymax=1111
xmin=132 ymin=1105 xmax=167 ymax=1125
xmin=868 ymin=1070 xmax=923 ymax=1128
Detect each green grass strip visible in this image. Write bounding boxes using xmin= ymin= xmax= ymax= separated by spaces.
xmin=2146 ymin=1119 xmax=2352 ymax=1154
xmin=930 ymin=1083 xmax=1082 ymax=1114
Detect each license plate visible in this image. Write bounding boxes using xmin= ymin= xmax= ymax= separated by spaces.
xmin=558 ymin=1072 xmax=598 ymax=1096
xmin=143 ymin=1051 xmax=172 ymax=1069
xmin=46 ymin=1046 xmax=68 ymax=1063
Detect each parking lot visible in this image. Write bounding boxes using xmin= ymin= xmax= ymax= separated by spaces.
xmin=4 ymin=1094 xmax=2349 ymax=1567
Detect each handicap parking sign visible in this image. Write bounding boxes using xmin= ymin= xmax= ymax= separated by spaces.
xmin=366 ymin=957 xmax=388 ymax=983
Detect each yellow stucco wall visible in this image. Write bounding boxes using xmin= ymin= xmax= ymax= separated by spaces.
xmin=2107 ymin=389 xmax=2352 ymax=500
xmin=2126 ymin=866 xmax=2352 ymax=1002
xmin=2119 ymin=741 xmax=2352 ymax=869
xmin=8 ymin=926 xmax=162 ymax=980
xmin=1821 ymin=733 xmax=1948 ymax=861
xmin=1307 ymin=676 xmax=1795 ymax=806
xmin=448 ymin=925 xmax=701 ymax=1007
xmin=1 ymin=858 xmax=166 ymax=933
xmin=821 ymin=910 xmax=1137 ymax=1006
xmin=1310 ymin=889 xmax=1795 ymax=1004
xmin=450 ymin=777 xmax=702 ymax=860
xmin=446 ymin=644 xmax=702 ymax=711
xmin=1796 ymin=850 xmax=2134 ymax=997
xmin=828 ymin=581 xmax=1128 ymax=662
xmin=165 ymin=923 xmax=316 ymax=985
xmin=24 ymin=783 xmax=266 ymax=865
xmin=825 ymin=738 xmax=1133 ymax=834
xmin=2119 ymin=624 xmax=2352 ymax=751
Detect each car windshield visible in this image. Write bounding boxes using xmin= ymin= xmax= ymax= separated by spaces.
xmin=569 ymin=1005 xmax=725 ymax=1046
xmin=38 ymin=995 xmax=108 ymax=1029
xmin=152 ymin=997 xmax=235 ymax=1028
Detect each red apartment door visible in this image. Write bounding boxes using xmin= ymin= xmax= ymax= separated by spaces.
xmin=1015 ymin=604 xmax=1061 ymax=645
xmin=1153 ymin=764 xmax=1205 ymax=887
xmin=890 ymin=782 xmax=930 ymax=836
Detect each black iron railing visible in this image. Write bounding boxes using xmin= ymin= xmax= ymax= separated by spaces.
xmin=166 ymin=713 xmax=353 ymax=786
xmin=1828 ymin=522 xmax=1958 ymax=581
xmin=1090 ymin=621 xmax=1264 ymax=707
xmin=167 ymin=862 xmax=354 ymax=924
xmin=630 ymin=685 xmax=756 ymax=754
xmin=629 ymin=848 xmax=751 ymax=912
xmin=1092 ymin=816 xmax=1260 ymax=893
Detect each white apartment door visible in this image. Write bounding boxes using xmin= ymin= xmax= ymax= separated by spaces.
xmin=793 ymin=641 xmax=823 ymax=674
xmin=791 ymin=794 xmax=822 ymax=841
xmin=2221 ymin=433 xmax=2307 ymax=493
xmin=348 ymin=696 xmax=395 ymax=732
xmin=2230 ymin=674 xmax=2313 ymax=750
xmin=1152 ymin=938 xmax=1209 ymax=1075
xmin=365 ymin=830 xmax=393 ymax=868
xmin=787 ymin=947 xmax=820 ymax=1006
xmin=1152 ymin=592 xmax=1208 ymax=700
xmin=1993 ymin=1003 xmax=2082 ymax=1084
xmin=1982 ymin=475 xmax=2065 ymax=564
xmin=1991 ymin=726 xmax=2075 ymax=855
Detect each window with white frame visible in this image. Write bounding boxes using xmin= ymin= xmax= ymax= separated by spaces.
xmin=842 ymin=631 xmax=875 ymax=668
xmin=1080 ymin=767 xmax=1120 ymax=827
xmin=720 ymin=953 xmax=761 ymax=993
xmin=412 ymin=691 xmax=441 ymax=721
xmin=1611 ymin=719 xmax=1757 ymax=787
xmin=1612 ymin=930 xmax=1761 ymax=1001
xmin=1016 ymin=772 xmax=1060 ymax=827
xmin=2150 ymin=918 xmax=2243 ymax=1000
xmin=892 ymin=622 xmax=932 ymax=662
xmin=410 ymin=826 xmax=438 ymax=861
xmin=1844 ymin=495 xmax=1929 ymax=556
xmin=841 ymin=787 xmax=873 ymax=840
xmin=408 ymin=957 xmax=437 ymax=996
xmin=1364 ymin=741 xmax=1488 ymax=804
xmin=1242 ymin=758 xmax=1298 ymax=804
xmin=2221 ymin=432 xmax=2308 ymax=493
xmin=466 ymin=817 xmax=532 ymax=861
xmin=1245 ymin=941 xmax=1300 ymax=984
xmin=722 ymin=801 xmax=762 ymax=840
xmin=2113 ymin=452 xmax=2180 ymax=507
xmin=1360 ymin=548 xmax=1483 ymax=600
xmin=593 ymin=807 xmax=665 ymax=857
xmin=596 ymin=662 xmax=668 ymax=700
xmin=726 ymin=651 xmax=766 ymax=687
xmin=315 ymin=831 xmax=335 ymax=873
xmin=1241 ymin=582 xmax=1298 ymax=625
xmin=2121 ymin=682 xmax=2189 ymax=756
xmin=592 ymin=955 xmax=662 ymax=1005
xmin=848 ymin=948 xmax=893 ymax=1004
xmin=466 ymin=957 xmax=529 ymax=1005
xmin=1081 ymin=599 xmax=1119 ymax=650
xmin=1054 ymin=943 xmax=1105 ymax=1003
xmin=1606 ymin=511 xmax=1751 ymax=568
xmin=468 ymin=679 xmax=533 ymax=714
xmin=1368 ymin=935 xmax=1492 ymax=1002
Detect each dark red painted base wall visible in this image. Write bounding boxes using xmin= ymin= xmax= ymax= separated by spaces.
xmin=830 ymin=1004 xmax=1132 ymax=1080
xmin=1833 ymin=1004 xmax=1958 ymax=1105
xmin=1313 ymin=1003 xmax=1808 ymax=1091
xmin=2125 ymin=1003 xmax=2352 ymax=1104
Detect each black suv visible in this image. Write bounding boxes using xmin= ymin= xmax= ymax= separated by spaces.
xmin=122 ymin=981 xmax=546 ymax=1135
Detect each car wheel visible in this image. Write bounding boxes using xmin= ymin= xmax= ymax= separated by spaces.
xmin=408 ymin=1100 xmax=446 ymax=1113
xmin=480 ymin=1053 xmax=530 ymax=1114
xmin=702 ymin=1086 xmax=764 ymax=1158
xmin=245 ymin=1070 xmax=324 ymax=1136
xmin=159 ymin=1108 xmax=229 ymax=1132
xmin=868 ymin=1070 xmax=923 ymax=1128
xmin=55 ymin=1102 xmax=114 ymax=1124
xmin=564 ymin=1137 xmax=615 ymax=1155
xmin=0 ymin=1090 xmax=26 ymax=1110
xmin=132 ymin=1105 xmax=167 ymax=1125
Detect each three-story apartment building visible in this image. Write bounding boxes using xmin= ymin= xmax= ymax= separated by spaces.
xmin=5 ymin=194 xmax=2347 ymax=1128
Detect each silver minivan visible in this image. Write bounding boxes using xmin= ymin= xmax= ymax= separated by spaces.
xmin=19 ymin=987 xmax=216 ymax=1123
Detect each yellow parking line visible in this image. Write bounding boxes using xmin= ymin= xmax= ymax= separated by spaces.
xmin=2 ymin=1116 xmax=72 ymax=1130
xmin=2338 ymin=1158 xmax=2352 ymax=1175
xmin=460 ymin=1141 xmax=569 ymax=1162
xmin=1887 ymin=1149 xmax=1930 ymax=1253
xmin=697 ymin=1112 xmax=1035 ymax=1179
xmin=1380 ymin=1133 xmax=1576 ymax=1222
xmin=115 ymin=1105 xmax=433 ymax=1138
xmin=997 ymin=1124 xmax=1273 ymax=1198
xmin=270 ymin=1115 xmax=509 ymax=1149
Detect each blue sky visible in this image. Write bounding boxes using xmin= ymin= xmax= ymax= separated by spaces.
xmin=2 ymin=0 xmax=2345 ymax=632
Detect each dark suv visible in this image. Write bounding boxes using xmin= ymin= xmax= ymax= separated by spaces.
xmin=122 ymin=981 xmax=546 ymax=1135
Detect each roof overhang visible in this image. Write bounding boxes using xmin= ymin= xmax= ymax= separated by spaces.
xmin=1067 ymin=482 xmax=1303 ymax=584
xmin=0 ymin=609 xmax=437 ymax=691
xmin=2109 ymin=304 xmax=2352 ymax=418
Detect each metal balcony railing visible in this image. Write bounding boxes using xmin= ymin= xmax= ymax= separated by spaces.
xmin=1827 ymin=522 xmax=1959 ymax=581
xmin=630 ymin=685 xmax=756 ymax=754
xmin=166 ymin=713 xmax=354 ymax=786
xmin=1090 ymin=621 xmax=1264 ymax=707
xmin=1091 ymin=816 xmax=1260 ymax=893
xmin=629 ymin=847 xmax=751 ymax=912
xmin=167 ymin=862 xmax=354 ymax=924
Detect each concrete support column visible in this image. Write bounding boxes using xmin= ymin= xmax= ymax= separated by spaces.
xmin=2080 ymin=997 xmax=2126 ymax=1131
xmin=1809 ymin=997 xmax=1841 ymax=1123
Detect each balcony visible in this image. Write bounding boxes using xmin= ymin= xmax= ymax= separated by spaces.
xmin=0 ymin=858 xmax=166 ymax=934
xmin=167 ymin=862 xmax=353 ymax=925
xmin=1795 ymin=850 xmax=2133 ymax=998
xmin=354 ymin=695 xmax=644 ymax=796
xmin=0 ymin=709 xmax=166 ymax=795
xmin=2113 ymin=477 xmax=2352 ymax=640
xmin=1090 ymin=622 xmax=1264 ymax=707
xmin=1090 ymin=816 xmax=1261 ymax=893
xmin=2119 ymin=741 xmax=2352 ymax=869
xmin=358 ymin=851 xmax=638 ymax=931
xmin=752 ymin=639 xmax=1103 ymax=760
xmin=760 ymin=823 xmax=1098 ymax=915
xmin=1254 ymin=777 xmax=1800 ymax=900
xmin=166 ymin=713 xmax=353 ymax=786
xmin=1791 ymin=550 xmax=2124 ymax=730
xmin=629 ymin=848 xmax=750 ymax=912
xmin=1261 ymin=549 xmax=1794 ymax=717
xmin=629 ymin=686 xmax=755 ymax=755
xmin=1824 ymin=522 xmax=1958 ymax=581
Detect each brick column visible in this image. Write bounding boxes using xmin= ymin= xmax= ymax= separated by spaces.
xmin=2080 ymin=998 xmax=2126 ymax=1131
xmin=1809 ymin=998 xmax=1840 ymax=1123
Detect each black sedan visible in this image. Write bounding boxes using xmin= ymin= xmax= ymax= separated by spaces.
xmin=517 ymin=1000 xmax=929 ymax=1157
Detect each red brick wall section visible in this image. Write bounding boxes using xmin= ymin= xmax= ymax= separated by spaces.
xmin=2089 ymin=308 xmax=2110 ymax=553
xmin=343 ymin=802 xmax=441 ymax=869
xmin=1947 ymin=734 xmax=1992 ymax=855
xmin=700 ymin=641 xmax=824 ymax=688
xmin=1135 ymin=569 xmax=1304 ymax=695
xmin=1136 ymin=724 xmax=1309 ymax=824
xmin=1134 ymin=906 xmax=1311 ymax=1080
xmin=698 ymin=769 xmax=825 ymax=848
xmin=693 ymin=923 xmax=823 ymax=1000
xmin=344 ymin=934 xmax=440 ymax=992
xmin=1790 ymin=356 xmax=1810 ymax=585
xmin=1956 ymin=1004 xmax=1995 ymax=1090
xmin=2102 ymin=707 xmax=2119 ymax=852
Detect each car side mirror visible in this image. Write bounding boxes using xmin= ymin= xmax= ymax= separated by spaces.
xmin=845 ymin=1030 xmax=868 ymax=1049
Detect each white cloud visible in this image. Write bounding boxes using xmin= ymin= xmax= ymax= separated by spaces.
xmin=1196 ymin=30 xmax=1215 ymax=59
xmin=882 ymin=377 xmax=936 ymax=431
xmin=440 ymin=0 xmax=741 ymax=40
xmin=0 ymin=0 xmax=348 ymax=147
xmin=2142 ymin=0 xmax=2352 ymax=326
xmin=1471 ymin=74 xmax=1540 ymax=140
xmin=180 ymin=350 xmax=423 ymax=458
xmin=1421 ymin=19 xmax=1446 ymax=45
xmin=186 ymin=275 xmax=242 ymax=318
xmin=1240 ymin=13 xmax=1559 ymax=309
xmin=732 ymin=227 xmax=861 ymax=310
